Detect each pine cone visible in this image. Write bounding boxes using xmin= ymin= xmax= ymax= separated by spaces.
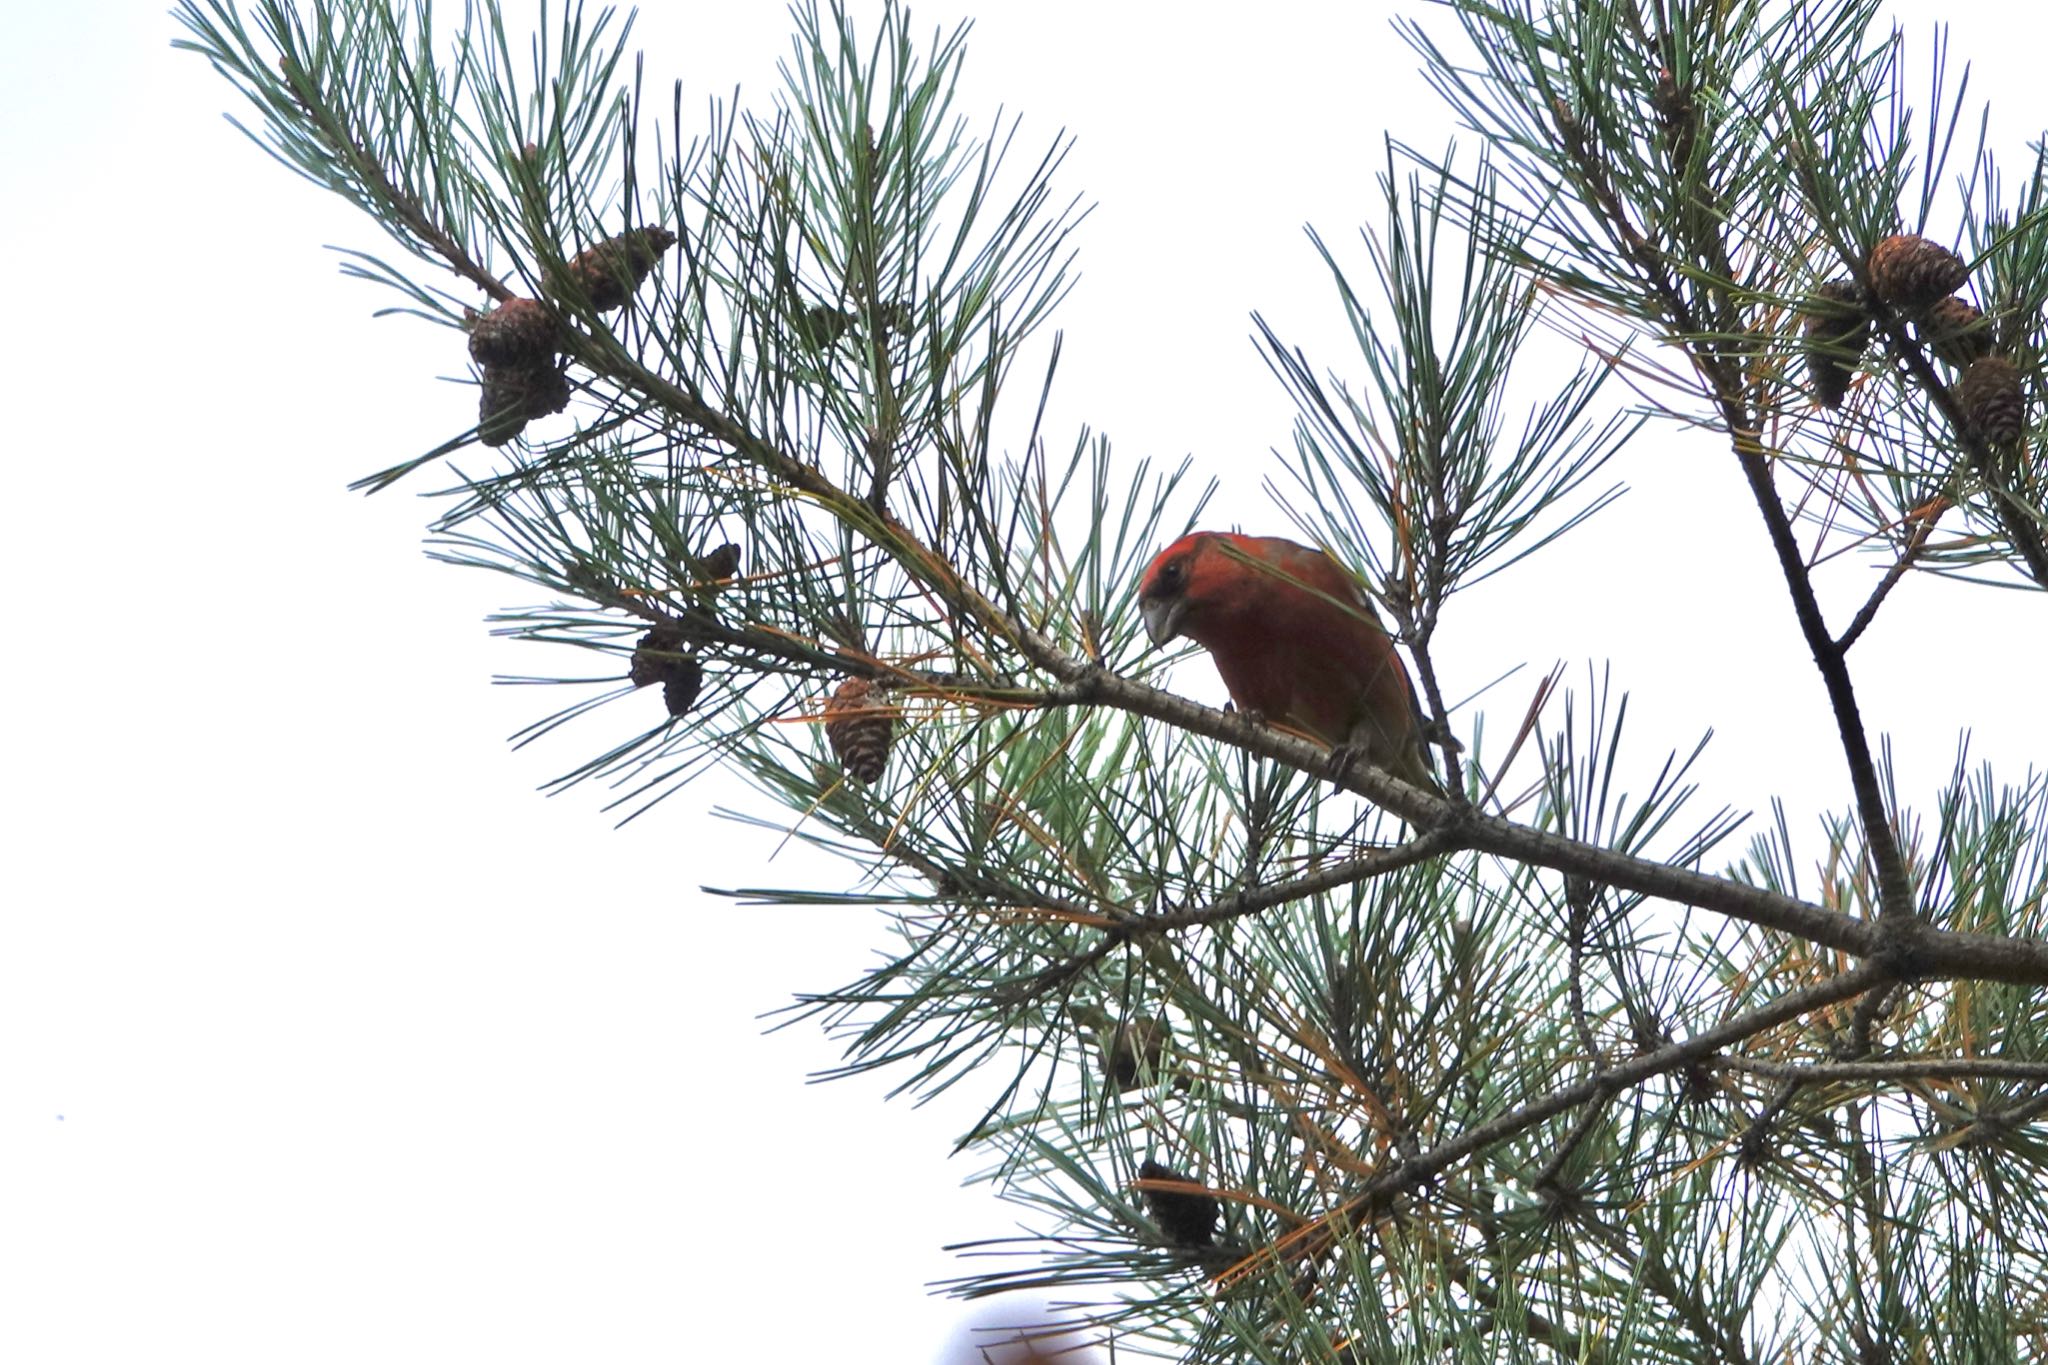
xmin=1919 ymin=295 xmax=1991 ymax=369
xmin=823 ymin=676 xmax=895 ymax=784
xmin=628 ymin=625 xmax=703 ymax=717
xmin=1802 ymin=278 xmax=1871 ymax=410
xmin=694 ymin=542 xmax=742 ymax=586
xmin=563 ymin=225 xmax=678 ymax=311
xmin=630 ymin=625 xmax=690 ymax=688
xmin=1868 ymin=234 xmax=1968 ymax=313
xmin=468 ymin=297 xmax=560 ymax=370
xmin=1956 ymin=355 xmax=2027 ymax=447
xmin=1138 ymin=1158 xmax=1219 ymax=1248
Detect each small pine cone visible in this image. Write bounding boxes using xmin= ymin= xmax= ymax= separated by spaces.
xmin=564 ymin=225 xmax=678 ymax=311
xmin=630 ymin=625 xmax=690 ymax=688
xmin=1804 ymin=279 xmax=1871 ymax=350
xmin=1956 ymin=355 xmax=2027 ymax=447
xmin=1802 ymin=279 xmax=1871 ymax=410
xmin=468 ymin=297 xmax=560 ymax=370
xmin=694 ymin=542 xmax=742 ymax=585
xmin=823 ymin=676 xmax=895 ymax=784
xmin=1868 ymin=234 xmax=1968 ymax=314
xmin=1138 ymin=1158 xmax=1219 ymax=1248
xmin=1919 ymin=295 xmax=1991 ymax=369
xmin=661 ymin=656 xmax=704 ymax=718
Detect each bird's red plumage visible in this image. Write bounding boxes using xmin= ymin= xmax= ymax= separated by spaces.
xmin=1137 ymin=532 xmax=1438 ymax=790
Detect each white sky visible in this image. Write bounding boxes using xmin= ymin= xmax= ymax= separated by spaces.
xmin=3 ymin=2 xmax=2045 ymax=1362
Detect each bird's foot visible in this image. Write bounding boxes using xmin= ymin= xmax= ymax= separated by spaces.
xmin=1324 ymin=741 xmax=1366 ymax=788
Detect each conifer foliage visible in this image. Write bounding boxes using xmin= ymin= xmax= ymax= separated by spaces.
xmin=180 ymin=1 xmax=2048 ymax=1359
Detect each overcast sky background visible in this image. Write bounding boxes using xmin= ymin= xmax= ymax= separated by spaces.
xmin=3 ymin=2 xmax=2045 ymax=1362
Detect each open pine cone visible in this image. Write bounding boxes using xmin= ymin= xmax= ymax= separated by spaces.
xmin=1868 ymin=233 xmax=1968 ymax=313
xmin=562 ymin=226 xmax=678 ymax=311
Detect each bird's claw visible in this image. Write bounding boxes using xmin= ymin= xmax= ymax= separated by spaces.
xmin=1324 ymin=742 xmax=1364 ymax=787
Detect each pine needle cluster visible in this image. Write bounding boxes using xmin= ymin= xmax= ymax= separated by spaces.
xmin=179 ymin=1 xmax=2048 ymax=1358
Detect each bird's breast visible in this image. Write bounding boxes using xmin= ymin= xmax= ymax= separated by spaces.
xmin=1195 ymin=621 xmax=1354 ymax=747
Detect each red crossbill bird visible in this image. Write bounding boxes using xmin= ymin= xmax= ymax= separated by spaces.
xmin=1137 ymin=532 xmax=1441 ymax=794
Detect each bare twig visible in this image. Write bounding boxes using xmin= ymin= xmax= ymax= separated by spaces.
xmin=1835 ymin=499 xmax=1950 ymax=652
xmin=1548 ymin=109 xmax=1917 ymax=928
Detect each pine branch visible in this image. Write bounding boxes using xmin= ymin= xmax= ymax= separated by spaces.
xmin=182 ymin=4 xmax=2048 ymax=1357
xmin=1537 ymin=73 xmax=1919 ymax=932
xmin=1869 ymin=307 xmax=2048 ymax=585
xmin=1713 ymin=1054 xmax=2048 ymax=1084
xmin=1335 ymin=964 xmax=1885 ymax=1226
xmin=1029 ymin=658 xmax=2048 ymax=983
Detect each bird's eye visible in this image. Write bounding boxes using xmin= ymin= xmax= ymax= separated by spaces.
xmin=1159 ymin=559 xmax=1185 ymax=589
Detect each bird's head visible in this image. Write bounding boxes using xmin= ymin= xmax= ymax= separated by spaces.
xmin=1137 ymin=532 xmax=1227 ymax=647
